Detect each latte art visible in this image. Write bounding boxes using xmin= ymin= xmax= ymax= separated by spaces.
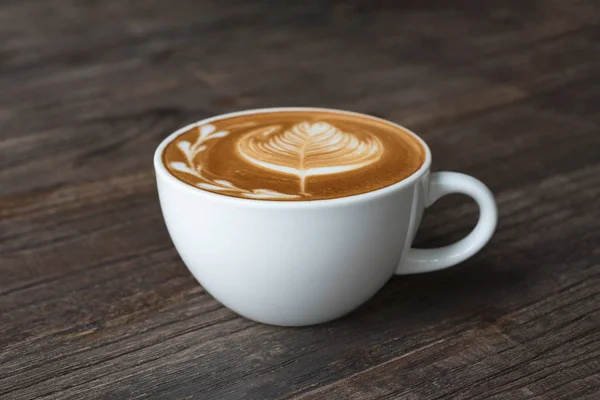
xmin=162 ymin=110 xmax=425 ymax=201
xmin=237 ymin=122 xmax=383 ymax=193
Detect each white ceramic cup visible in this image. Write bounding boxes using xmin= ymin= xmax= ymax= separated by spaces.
xmin=154 ymin=108 xmax=498 ymax=326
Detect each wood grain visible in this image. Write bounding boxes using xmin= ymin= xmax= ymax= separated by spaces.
xmin=1 ymin=0 xmax=599 ymax=399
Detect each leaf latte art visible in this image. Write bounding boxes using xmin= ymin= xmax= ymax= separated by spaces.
xmin=236 ymin=122 xmax=383 ymax=192
xmin=162 ymin=110 xmax=426 ymax=201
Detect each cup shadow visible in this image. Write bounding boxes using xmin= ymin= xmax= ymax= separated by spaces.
xmin=336 ymin=255 xmax=533 ymax=329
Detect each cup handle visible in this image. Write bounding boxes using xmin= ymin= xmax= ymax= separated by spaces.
xmin=396 ymin=172 xmax=498 ymax=274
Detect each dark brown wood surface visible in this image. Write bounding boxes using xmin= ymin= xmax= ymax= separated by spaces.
xmin=1 ymin=1 xmax=599 ymax=399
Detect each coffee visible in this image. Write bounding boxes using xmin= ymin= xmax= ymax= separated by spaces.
xmin=162 ymin=110 xmax=425 ymax=201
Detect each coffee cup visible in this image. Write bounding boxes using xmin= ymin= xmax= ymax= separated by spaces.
xmin=154 ymin=107 xmax=497 ymax=326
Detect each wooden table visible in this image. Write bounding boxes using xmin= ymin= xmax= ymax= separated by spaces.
xmin=1 ymin=1 xmax=599 ymax=399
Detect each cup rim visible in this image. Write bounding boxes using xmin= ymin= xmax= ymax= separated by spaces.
xmin=154 ymin=107 xmax=432 ymax=208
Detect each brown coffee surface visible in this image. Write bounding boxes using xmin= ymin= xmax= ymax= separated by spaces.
xmin=162 ymin=110 xmax=425 ymax=201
